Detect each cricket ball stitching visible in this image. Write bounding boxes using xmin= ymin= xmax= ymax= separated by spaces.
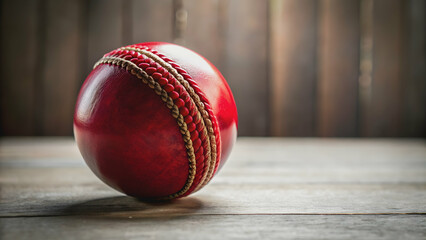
xmin=93 ymin=46 xmax=220 ymax=198
xmin=119 ymin=45 xmax=221 ymax=191
xmin=94 ymin=56 xmax=197 ymax=199
xmin=130 ymin=47 xmax=212 ymax=192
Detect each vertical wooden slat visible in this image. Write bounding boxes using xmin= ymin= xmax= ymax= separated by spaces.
xmin=270 ymin=0 xmax=318 ymax=136
xmin=401 ymin=0 xmax=426 ymax=137
xmin=121 ymin=0 xmax=133 ymax=46
xmin=87 ymin=0 xmax=124 ymax=72
xmin=0 ymin=0 xmax=39 ymax=136
xmin=77 ymin=1 xmax=89 ymax=91
xmin=362 ymin=0 xmax=403 ymax=137
xmin=132 ymin=0 xmax=174 ymax=43
xmin=224 ymin=0 xmax=269 ymax=136
xmin=358 ymin=0 xmax=373 ymax=139
xmin=317 ymin=0 xmax=360 ymax=137
xmin=183 ymin=0 xmax=224 ymax=71
xmin=41 ymin=0 xmax=83 ymax=135
xmin=173 ymin=0 xmax=185 ymax=43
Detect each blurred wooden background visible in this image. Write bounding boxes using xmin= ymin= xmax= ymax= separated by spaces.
xmin=1 ymin=0 xmax=425 ymax=137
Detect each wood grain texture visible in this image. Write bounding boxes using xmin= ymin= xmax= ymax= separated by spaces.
xmin=270 ymin=0 xmax=318 ymax=137
xmin=223 ymin=0 xmax=269 ymax=136
xmin=361 ymin=0 xmax=403 ymax=137
xmin=1 ymin=215 xmax=425 ymax=240
xmin=1 ymin=138 xmax=425 ymax=217
xmin=0 ymin=138 xmax=425 ymax=239
xmin=317 ymin=0 xmax=360 ymax=137
xmin=0 ymin=0 xmax=39 ymax=135
xmin=40 ymin=0 xmax=83 ymax=135
xmin=1 ymin=0 xmax=425 ymax=137
xmin=131 ymin=0 xmax=174 ymax=44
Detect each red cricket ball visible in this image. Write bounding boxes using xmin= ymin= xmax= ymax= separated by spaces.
xmin=73 ymin=42 xmax=238 ymax=200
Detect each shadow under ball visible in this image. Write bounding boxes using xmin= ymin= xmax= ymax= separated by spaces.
xmin=73 ymin=42 xmax=238 ymax=200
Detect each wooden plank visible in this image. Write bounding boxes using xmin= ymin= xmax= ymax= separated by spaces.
xmin=317 ymin=0 xmax=360 ymax=137
xmin=0 ymin=0 xmax=38 ymax=135
xmin=401 ymin=0 xmax=426 ymax=137
xmin=1 ymin=138 xmax=425 ymax=217
xmin=1 ymin=215 xmax=425 ymax=240
xmin=270 ymin=0 xmax=318 ymax=137
xmin=0 ymin=138 xmax=425 ymax=238
xmin=121 ymin=0 xmax=133 ymax=46
xmin=358 ymin=0 xmax=374 ymax=138
xmin=1 ymin=169 xmax=425 ymax=217
xmin=2 ymin=138 xmax=425 ymax=170
xmin=223 ymin=0 xmax=269 ymax=136
xmin=182 ymin=0 xmax=224 ymax=71
xmin=0 ymin=137 xmax=80 ymax=160
xmin=40 ymin=0 xmax=84 ymax=135
xmin=361 ymin=0 xmax=403 ymax=137
xmin=131 ymin=0 xmax=174 ymax=44
xmin=86 ymin=0 xmax=124 ymax=73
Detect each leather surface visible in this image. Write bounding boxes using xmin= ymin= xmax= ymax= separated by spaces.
xmin=74 ymin=42 xmax=238 ymax=199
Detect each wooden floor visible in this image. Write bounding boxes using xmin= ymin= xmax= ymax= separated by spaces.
xmin=0 ymin=138 xmax=425 ymax=239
